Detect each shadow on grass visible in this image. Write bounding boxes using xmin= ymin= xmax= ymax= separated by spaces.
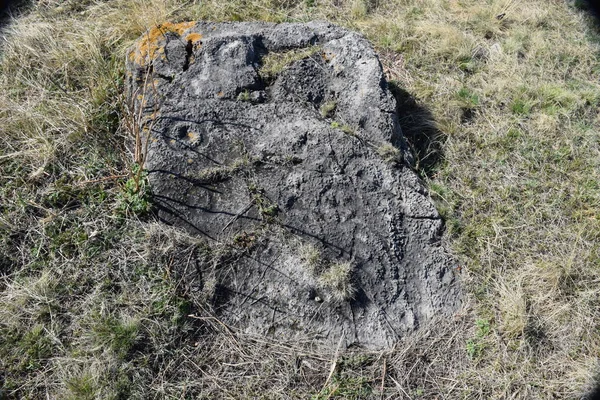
xmin=388 ymin=81 xmax=445 ymax=179
xmin=0 ymin=0 xmax=31 ymax=27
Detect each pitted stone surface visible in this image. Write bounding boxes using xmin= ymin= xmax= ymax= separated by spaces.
xmin=126 ymin=21 xmax=461 ymax=349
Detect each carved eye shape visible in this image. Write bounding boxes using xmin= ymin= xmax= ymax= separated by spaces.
xmin=175 ymin=124 xmax=189 ymax=139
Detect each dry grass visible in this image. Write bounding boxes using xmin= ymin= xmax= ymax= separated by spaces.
xmin=318 ymin=262 xmax=357 ymax=302
xmin=1 ymin=0 xmax=600 ymax=398
xmin=259 ymin=46 xmax=322 ymax=81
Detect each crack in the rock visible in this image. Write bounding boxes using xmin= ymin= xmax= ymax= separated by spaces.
xmin=404 ymin=215 xmax=441 ymax=220
xmin=183 ymin=40 xmax=193 ymax=72
xmin=157 ymin=73 xmax=173 ymax=83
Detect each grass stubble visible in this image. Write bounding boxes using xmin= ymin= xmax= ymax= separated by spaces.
xmin=1 ymin=0 xmax=600 ymax=398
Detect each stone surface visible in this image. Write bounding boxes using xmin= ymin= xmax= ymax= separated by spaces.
xmin=126 ymin=21 xmax=461 ymax=349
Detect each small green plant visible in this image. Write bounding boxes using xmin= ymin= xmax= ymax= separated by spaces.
xmin=92 ymin=315 xmax=139 ymax=360
xmin=260 ymin=203 xmax=279 ymax=217
xmin=248 ymin=184 xmax=280 ymax=220
xmin=507 ymin=85 xmax=540 ymax=116
xmin=233 ymin=231 xmax=257 ymax=248
xmin=66 ymin=373 xmax=97 ymax=400
xmin=118 ymin=163 xmax=151 ymax=216
xmin=197 ymin=157 xmax=250 ymax=184
xmin=476 ymin=318 xmax=491 ymax=337
xmin=456 ymin=87 xmax=479 ymax=108
xmin=466 ymin=318 xmax=491 ymax=359
xmin=299 ymin=243 xmax=322 ymax=275
xmin=237 ymin=89 xmax=251 ymax=101
xmin=538 ymin=84 xmax=578 ymax=114
xmin=318 ymin=262 xmax=356 ymax=301
xmin=458 ymin=55 xmax=475 ymax=73
xmin=247 ymin=182 xmax=258 ymax=192
xmin=320 ymin=100 xmax=337 ymax=118
xmin=19 ymin=325 xmax=53 ymax=370
xmin=45 ymin=218 xmax=89 ymax=258
xmin=340 ymin=124 xmax=354 ymax=135
xmin=377 ymin=143 xmax=401 ymax=164
xmin=197 ymin=166 xmax=233 ymax=183
xmin=466 ymin=338 xmax=483 ymax=359
xmin=337 ymin=354 xmax=375 ymax=369
xmin=511 ymin=97 xmax=533 ymax=115
xmin=330 ymin=121 xmax=356 ymax=135
xmin=312 ymin=375 xmax=372 ymax=399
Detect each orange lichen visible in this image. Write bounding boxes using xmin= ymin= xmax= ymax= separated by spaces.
xmin=185 ymin=32 xmax=203 ymax=45
xmin=322 ymin=51 xmax=335 ymax=61
xmin=164 ymin=21 xmax=196 ymax=35
xmin=131 ymin=21 xmax=197 ymax=66
xmin=187 ymin=131 xmax=199 ymax=142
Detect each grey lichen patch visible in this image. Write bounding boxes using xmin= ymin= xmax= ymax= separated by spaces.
xmin=258 ymin=46 xmax=321 ymax=81
xmin=318 ymin=262 xmax=356 ymax=302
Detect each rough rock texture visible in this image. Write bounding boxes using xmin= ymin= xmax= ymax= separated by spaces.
xmin=126 ymin=21 xmax=461 ymax=349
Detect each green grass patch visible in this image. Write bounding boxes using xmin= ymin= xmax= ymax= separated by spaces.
xmin=456 ymin=87 xmax=479 ymax=108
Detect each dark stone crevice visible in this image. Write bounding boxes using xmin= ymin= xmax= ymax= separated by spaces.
xmin=157 ymin=73 xmax=173 ymax=83
xmin=183 ymin=40 xmax=193 ymax=72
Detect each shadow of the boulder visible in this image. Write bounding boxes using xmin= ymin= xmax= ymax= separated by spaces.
xmin=0 ymin=0 xmax=30 ymax=27
xmin=388 ymin=81 xmax=445 ymax=179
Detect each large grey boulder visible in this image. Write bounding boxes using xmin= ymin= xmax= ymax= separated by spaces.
xmin=126 ymin=21 xmax=461 ymax=349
